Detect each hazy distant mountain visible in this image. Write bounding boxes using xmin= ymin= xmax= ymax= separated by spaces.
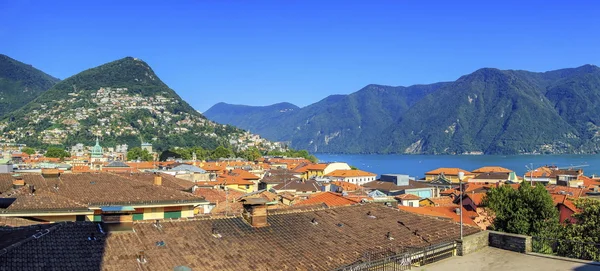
xmin=205 ymin=65 xmax=600 ymax=154
xmin=205 ymin=102 xmax=299 ymax=133
xmin=0 ymin=57 xmax=254 ymax=150
xmin=0 ymin=54 xmax=59 ymax=117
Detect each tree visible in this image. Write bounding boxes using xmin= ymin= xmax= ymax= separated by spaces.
xmin=556 ymin=198 xmax=600 ymax=261
xmin=240 ymin=147 xmax=262 ymax=161
xmin=21 ymin=147 xmax=35 ymax=155
xmin=211 ymin=146 xmax=233 ymax=160
xmin=483 ymin=182 xmax=559 ymax=237
xmin=127 ymin=147 xmax=153 ymax=161
xmin=45 ymin=147 xmax=70 ymax=159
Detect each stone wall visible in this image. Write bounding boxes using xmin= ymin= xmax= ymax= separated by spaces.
xmin=488 ymin=231 xmax=532 ymax=253
xmin=457 ymin=231 xmax=489 ymax=256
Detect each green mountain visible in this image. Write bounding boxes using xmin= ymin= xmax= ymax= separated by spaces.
xmin=0 ymin=57 xmax=276 ymax=152
xmin=205 ymin=65 xmax=600 ymax=154
xmin=205 ymin=83 xmax=447 ymax=153
xmin=0 ymin=54 xmax=59 ymax=117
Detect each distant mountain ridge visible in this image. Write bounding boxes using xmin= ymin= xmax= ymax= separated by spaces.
xmin=0 ymin=57 xmax=275 ymax=151
xmin=0 ymin=54 xmax=60 ymax=117
xmin=205 ymin=64 xmax=600 ymax=154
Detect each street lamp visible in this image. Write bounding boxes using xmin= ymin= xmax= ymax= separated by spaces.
xmin=458 ymin=171 xmax=464 ymax=241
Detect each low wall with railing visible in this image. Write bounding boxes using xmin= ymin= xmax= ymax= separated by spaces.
xmin=489 ymin=231 xmax=532 ymax=253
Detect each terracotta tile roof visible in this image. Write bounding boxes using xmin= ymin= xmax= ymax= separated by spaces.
xmin=464 ymin=192 xmax=486 ymax=206
xmin=546 ymin=185 xmax=586 ymax=198
xmin=551 ymin=194 xmax=579 ymax=213
xmin=2 ymin=190 xmax=88 ymax=211
xmin=227 ymin=169 xmax=260 ymax=180
xmin=295 ymin=192 xmax=359 ymax=207
xmin=217 ymin=175 xmax=254 ymax=186
xmin=425 ymin=168 xmax=472 ymax=176
xmin=325 ymin=169 xmax=376 ymax=177
xmin=261 ymin=168 xmax=300 ymax=184
xmin=198 ymin=162 xmax=226 ymax=172
xmin=194 ymin=188 xmax=245 ymax=203
xmin=125 ymin=162 xmax=157 ymax=170
xmin=292 ymin=163 xmax=312 ymax=173
xmin=579 ymin=175 xmax=600 ymax=189
xmin=272 ymin=179 xmax=321 ymax=192
xmin=398 ymin=206 xmax=478 ymax=227
xmin=395 ymin=194 xmax=421 ymax=200
xmin=471 ymin=166 xmax=513 ymax=173
xmin=471 ymin=172 xmax=510 ymax=180
xmin=0 ymin=204 xmax=480 ymax=270
xmin=306 ymin=163 xmax=328 ymax=171
xmin=0 ymin=173 xmax=205 ymax=210
xmin=71 ymin=166 xmax=92 ymax=173
xmin=440 ymin=189 xmax=457 ymax=196
xmin=525 ymin=166 xmax=555 ymax=178
xmin=116 ymin=172 xmax=196 ymax=191
xmin=427 ymin=197 xmax=457 ymax=207
xmin=330 ymin=181 xmax=361 ymax=191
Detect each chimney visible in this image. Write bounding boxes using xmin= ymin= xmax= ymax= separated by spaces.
xmin=12 ymin=174 xmax=24 ymax=189
xmin=153 ymin=174 xmax=162 ymax=186
xmin=241 ymin=198 xmax=269 ymax=227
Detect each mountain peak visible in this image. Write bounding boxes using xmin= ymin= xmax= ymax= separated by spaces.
xmin=0 ymin=54 xmax=60 ymax=116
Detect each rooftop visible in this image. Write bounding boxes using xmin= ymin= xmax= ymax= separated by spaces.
xmin=426 ymin=168 xmax=473 ymax=176
xmin=295 ymin=192 xmax=359 ymax=207
xmin=325 ymin=169 xmax=377 ymax=177
xmin=0 ymin=203 xmax=480 ymax=270
xmin=424 ymin=246 xmax=598 ymax=271
xmin=471 ymin=166 xmax=513 ymax=174
xmin=363 ymin=180 xmax=431 ymax=192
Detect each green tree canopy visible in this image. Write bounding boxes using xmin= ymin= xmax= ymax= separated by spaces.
xmin=556 ymin=198 xmax=600 ymax=261
xmin=238 ymin=147 xmax=262 ymax=161
xmin=127 ymin=147 xmax=153 ymax=161
xmin=266 ymin=149 xmax=318 ymax=163
xmin=44 ymin=147 xmax=70 ymax=158
xmin=21 ymin=147 xmax=35 ymax=155
xmin=483 ymin=182 xmax=559 ymax=237
xmin=210 ymin=146 xmax=233 ymax=160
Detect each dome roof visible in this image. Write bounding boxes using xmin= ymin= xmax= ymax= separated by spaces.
xmin=91 ymin=138 xmax=103 ymax=157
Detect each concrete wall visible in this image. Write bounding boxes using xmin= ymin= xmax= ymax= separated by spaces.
xmin=457 ymin=231 xmax=489 ymax=256
xmin=489 ymin=231 xmax=532 ymax=253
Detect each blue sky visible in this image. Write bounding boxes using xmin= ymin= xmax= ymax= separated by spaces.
xmin=1 ymin=1 xmax=599 ymax=111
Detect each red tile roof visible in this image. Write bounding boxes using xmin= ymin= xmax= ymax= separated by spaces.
xmin=425 ymin=168 xmax=472 ymax=176
xmin=471 ymin=166 xmax=513 ymax=173
xmin=395 ymin=194 xmax=421 ymax=200
xmin=295 ymin=192 xmax=359 ymax=207
xmin=306 ymin=163 xmax=328 ymax=171
xmin=330 ymin=181 xmax=361 ymax=191
xmin=398 ymin=206 xmax=479 ymax=227
xmin=546 ymin=185 xmax=586 ymax=198
xmin=464 ymin=192 xmax=486 ymax=206
xmin=427 ymin=197 xmax=457 ymax=207
xmin=325 ymin=169 xmax=376 ymax=177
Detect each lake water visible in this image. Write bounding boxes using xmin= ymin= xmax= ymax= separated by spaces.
xmin=316 ymin=154 xmax=600 ymax=179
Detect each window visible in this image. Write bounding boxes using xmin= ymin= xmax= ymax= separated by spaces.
xmin=408 ymin=202 xmax=414 ymax=207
